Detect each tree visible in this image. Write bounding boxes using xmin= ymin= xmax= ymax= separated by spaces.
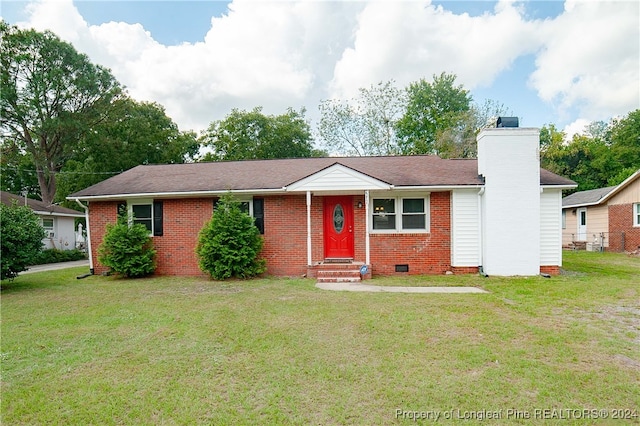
xmin=434 ymin=99 xmax=511 ymax=158
xmin=196 ymin=193 xmax=266 ymax=280
xmin=540 ymin=111 xmax=640 ymax=191
xmin=396 ymin=72 xmax=472 ymax=155
xmin=609 ymin=109 xmax=640 ymax=184
xmin=318 ymin=80 xmax=405 ymax=156
xmin=1 ymin=202 xmax=46 ymax=280
xmin=97 ymin=219 xmax=157 ymax=278
xmin=0 ymin=22 xmax=122 ymax=205
xmin=56 ymin=98 xmax=199 ymax=204
xmin=199 ymin=107 xmax=315 ymax=161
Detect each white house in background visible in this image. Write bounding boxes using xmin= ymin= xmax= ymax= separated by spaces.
xmin=1 ymin=191 xmax=85 ymax=250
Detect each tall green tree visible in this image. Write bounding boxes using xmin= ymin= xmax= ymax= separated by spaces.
xmin=609 ymin=109 xmax=640 ymax=183
xmin=396 ymin=72 xmax=472 ymax=155
xmin=0 ymin=22 xmax=123 ymax=204
xmin=434 ymin=99 xmax=511 ymax=158
xmin=56 ymin=98 xmax=199 ymax=203
xmin=541 ymin=110 xmax=640 ymax=191
xmin=318 ymin=80 xmax=405 ymax=156
xmin=200 ymin=107 xmax=315 ymax=161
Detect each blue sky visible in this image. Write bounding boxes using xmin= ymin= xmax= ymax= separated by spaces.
xmin=2 ymin=0 xmax=638 ymax=139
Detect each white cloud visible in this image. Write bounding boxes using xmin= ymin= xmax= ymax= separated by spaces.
xmin=529 ymin=0 xmax=640 ymax=121
xmin=12 ymin=0 xmax=639 ymax=134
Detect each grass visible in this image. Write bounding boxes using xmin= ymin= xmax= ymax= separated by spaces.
xmin=1 ymin=251 xmax=639 ymax=425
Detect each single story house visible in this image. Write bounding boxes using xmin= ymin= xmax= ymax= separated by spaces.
xmin=562 ymin=169 xmax=640 ymax=252
xmin=1 ymin=190 xmax=85 ymax=251
xmin=69 ymin=126 xmax=576 ymax=279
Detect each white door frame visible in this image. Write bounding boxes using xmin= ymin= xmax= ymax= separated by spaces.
xmin=576 ymin=207 xmax=587 ymax=241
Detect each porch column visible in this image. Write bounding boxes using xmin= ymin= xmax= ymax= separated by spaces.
xmin=306 ymin=191 xmax=312 ymax=266
xmin=365 ymin=190 xmax=370 ymax=265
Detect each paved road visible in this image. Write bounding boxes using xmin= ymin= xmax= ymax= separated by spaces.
xmin=22 ymin=260 xmax=90 ymax=274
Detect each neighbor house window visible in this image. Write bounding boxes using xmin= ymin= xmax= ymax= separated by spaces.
xmin=42 ymin=218 xmax=54 ymax=236
xmin=371 ymin=195 xmax=429 ymax=232
xmin=118 ymin=200 xmax=163 ymax=236
xmin=634 ymin=203 xmax=640 ymax=227
xmin=562 ymin=210 xmax=566 ymax=229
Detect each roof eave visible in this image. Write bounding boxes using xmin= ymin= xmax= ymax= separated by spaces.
xmin=67 ymin=188 xmax=289 ymax=202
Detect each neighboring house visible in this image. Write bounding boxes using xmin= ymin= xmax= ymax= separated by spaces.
xmin=69 ymin=126 xmax=576 ymax=279
xmin=1 ymin=191 xmax=85 ymax=251
xmin=562 ymin=170 xmax=640 ymax=252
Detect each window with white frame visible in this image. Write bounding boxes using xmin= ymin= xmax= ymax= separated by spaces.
xmin=42 ymin=218 xmax=54 ymax=236
xmin=119 ymin=200 xmax=163 ymax=236
xmin=634 ymin=203 xmax=640 ymax=227
xmin=371 ymin=195 xmax=429 ymax=232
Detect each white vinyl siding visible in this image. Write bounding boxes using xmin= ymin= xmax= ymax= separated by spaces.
xmin=540 ymin=190 xmax=562 ymax=266
xmin=451 ymin=190 xmax=479 ymax=267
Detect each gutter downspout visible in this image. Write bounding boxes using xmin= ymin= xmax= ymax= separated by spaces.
xmin=477 ymin=187 xmax=488 ymax=277
xmin=306 ymin=191 xmax=312 ymax=267
xmin=74 ymin=199 xmax=94 ymax=275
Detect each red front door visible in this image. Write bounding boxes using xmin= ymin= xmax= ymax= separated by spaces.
xmin=323 ymin=196 xmax=354 ymax=259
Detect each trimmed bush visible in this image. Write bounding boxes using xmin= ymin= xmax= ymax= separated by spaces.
xmin=1 ymin=202 xmax=46 ymax=280
xmin=30 ymin=248 xmax=87 ymax=265
xmin=98 ymin=220 xmax=156 ymax=278
xmin=196 ymin=193 xmax=266 ymax=280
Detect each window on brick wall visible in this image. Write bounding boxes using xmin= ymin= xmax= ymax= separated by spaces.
xmin=118 ymin=200 xmax=163 ymax=236
xmin=213 ymin=197 xmax=264 ymax=234
xmin=634 ymin=203 xmax=640 ymax=227
xmin=371 ymin=194 xmax=430 ymax=233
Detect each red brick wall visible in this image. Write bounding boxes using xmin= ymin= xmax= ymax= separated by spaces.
xmin=89 ymin=199 xmax=213 ymax=276
xmin=369 ymin=191 xmax=451 ymax=275
xmin=608 ymin=203 xmax=640 ymax=252
xmin=88 ymin=192 xmax=454 ymax=277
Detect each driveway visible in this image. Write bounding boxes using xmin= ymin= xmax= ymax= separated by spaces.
xmin=23 ymin=260 xmax=90 ymax=274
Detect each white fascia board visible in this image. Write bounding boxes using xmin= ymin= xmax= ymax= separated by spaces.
xmin=33 ymin=210 xmax=85 ymax=218
xmin=285 ymin=163 xmax=391 ymax=192
xmin=392 ymin=185 xmax=483 ymax=191
xmin=542 ymin=184 xmax=578 ymax=191
xmin=67 ymin=188 xmax=287 ymax=202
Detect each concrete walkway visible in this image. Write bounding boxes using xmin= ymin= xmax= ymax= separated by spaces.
xmin=316 ymin=282 xmax=488 ymax=293
xmin=22 ymin=260 xmax=90 ymax=274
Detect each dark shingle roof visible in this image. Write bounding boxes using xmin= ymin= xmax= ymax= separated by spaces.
xmin=69 ymin=156 xmax=575 ymax=199
xmin=1 ymin=191 xmax=84 ymax=216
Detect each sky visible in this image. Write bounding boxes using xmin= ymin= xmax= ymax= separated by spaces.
xmin=2 ymin=0 xmax=639 ymax=141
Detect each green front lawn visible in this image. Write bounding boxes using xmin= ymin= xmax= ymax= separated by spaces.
xmin=2 ymin=251 xmax=639 ymax=424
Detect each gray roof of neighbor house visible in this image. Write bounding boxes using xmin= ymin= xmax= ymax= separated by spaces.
xmin=1 ymin=191 xmax=85 ymax=217
xmin=69 ymin=156 xmax=576 ymax=199
xmin=562 ymin=169 xmax=640 ymax=208
xmin=562 ymin=186 xmax=616 ymax=208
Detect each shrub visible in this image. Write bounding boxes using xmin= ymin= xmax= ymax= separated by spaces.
xmin=196 ymin=193 xmax=266 ymax=280
xmin=30 ymin=248 xmax=87 ymax=265
xmin=97 ymin=219 xmax=156 ymax=278
xmin=1 ymin=202 xmax=46 ymax=280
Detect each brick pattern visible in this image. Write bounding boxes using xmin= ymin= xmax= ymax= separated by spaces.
xmin=539 ymin=265 xmax=560 ymax=275
xmin=608 ymin=203 xmax=640 ymax=252
xmin=369 ymin=191 xmax=451 ymax=275
xmin=90 ymin=191 xmax=563 ymax=277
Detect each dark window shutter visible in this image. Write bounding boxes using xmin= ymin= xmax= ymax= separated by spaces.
xmin=212 ymin=198 xmax=219 ymax=212
xmin=153 ymin=201 xmax=163 ymax=236
xmin=253 ymin=198 xmax=264 ymax=234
